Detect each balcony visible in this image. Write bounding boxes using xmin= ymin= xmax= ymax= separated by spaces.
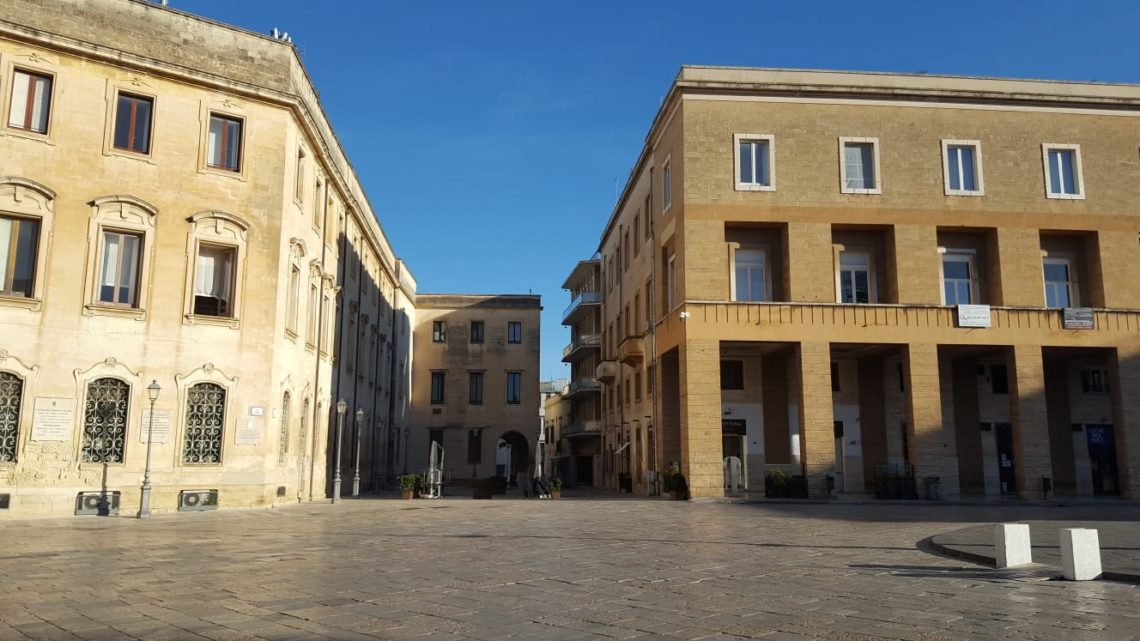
xmin=562 ymin=333 xmax=601 ymax=362
xmin=617 ymin=335 xmax=644 ymax=366
xmin=562 ymin=291 xmax=601 ymax=325
xmin=562 ymin=420 xmax=602 ymax=438
xmin=563 ymin=377 xmax=600 ymax=399
xmin=595 ymin=360 xmax=618 ymax=384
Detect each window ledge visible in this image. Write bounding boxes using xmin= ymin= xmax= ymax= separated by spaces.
xmin=735 ymin=183 xmax=776 ymax=192
xmin=0 ymin=295 xmax=43 ymax=311
xmin=840 ymin=187 xmax=882 ymax=195
xmin=78 ymin=462 xmax=125 ymax=471
xmin=104 ymin=148 xmax=156 ymax=165
xmin=198 ymin=165 xmax=247 ymax=182
xmin=84 ymin=304 xmax=146 ymax=320
xmin=184 ymin=314 xmax=240 ymax=329
xmin=1 ymin=128 xmax=55 ymax=146
xmin=945 ymin=190 xmax=985 ymax=197
xmin=1046 ymin=193 xmax=1085 ymax=201
xmin=285 ymin=328 xmax=299 ymax=341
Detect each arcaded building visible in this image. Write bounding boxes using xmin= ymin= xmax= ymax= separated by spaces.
xmin=0 ymin=0 xmax=415 ymax=515
xmin=587 ymin=66 xmax=1140 ymax=500
xmin=407 ymin=295 xmax=541 ymax=485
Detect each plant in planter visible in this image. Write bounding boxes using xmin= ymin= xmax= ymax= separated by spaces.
xmin=663 ymin=466 xmax=688 ymax=500
xmin=549 ymin=477 xmax=563 ymax=499
xmin=473 ymin=476 xmax=496 ymax=500
xmin=397 ymin=474 xmax=420 ymax=500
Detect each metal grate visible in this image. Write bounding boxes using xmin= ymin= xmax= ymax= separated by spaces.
xmin=82 ymin=378 xmax=129 ymax=463
xmin=183 ymin=383 xmax=226 ymax=464
xmin=0 ymin=372 xmax=23 ymax=463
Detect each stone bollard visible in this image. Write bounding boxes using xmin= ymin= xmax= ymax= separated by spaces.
xmin=995 ymin=523 xmax=1033 ymax=568
xmin=1060 ymin=528 xmax=1102 ymax=581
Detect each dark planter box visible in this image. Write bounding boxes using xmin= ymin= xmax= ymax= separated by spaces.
xmin=765 ymin=475 xmax=809 ymax=499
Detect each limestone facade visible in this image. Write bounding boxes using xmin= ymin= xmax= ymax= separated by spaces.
xmin=586 ymin=66 xmax=1140 ymax=500
xmin=0 ymin=0 xmax=415 ymax=516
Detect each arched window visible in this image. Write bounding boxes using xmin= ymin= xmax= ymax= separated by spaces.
xmin=184 ymin=382 xmax=226 ymax=464
xmin=82 ymin=377 xmax=130 ymax=463
xmin=279 ymin=392 xmax=291 ymax=465
xmin=0 ymin=372 xmax=23 ymax=462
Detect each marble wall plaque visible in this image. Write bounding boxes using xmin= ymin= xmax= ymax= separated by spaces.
xmin=31 ymin=397 xmax=75 ymax=441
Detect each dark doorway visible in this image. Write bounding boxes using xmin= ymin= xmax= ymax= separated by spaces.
xmin=575 ymin=456 xmax=594 ymax=485
xmin=1086 ymin=424 xmax=1119 ymax=496
xmin=496 ymin=431 xmax=529 ymax=485
xmin=994 ymin=422 xmax=1016 ymax=495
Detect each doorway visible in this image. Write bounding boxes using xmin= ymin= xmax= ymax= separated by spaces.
xmin=994 ymin=422 xmax=1016 ymax=495
xmin=722 ymin=434 xmax=745 ymax=490
xmin=1086 ymin=424 xmax=1119 ymax=496
xmin=833 ymin=421 xmax=845 ymax=494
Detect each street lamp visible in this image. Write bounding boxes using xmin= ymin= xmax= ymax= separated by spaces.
xmin=137 ymin=380 xmax=161 ymax=519
xmin=333 ymin=399 xmax=346 ymax=503
xmin=352 ymin=408 xmax=364 ymax=498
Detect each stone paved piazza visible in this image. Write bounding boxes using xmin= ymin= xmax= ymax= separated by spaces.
xmin=0 ymin=498 xmax=1137 ymax=640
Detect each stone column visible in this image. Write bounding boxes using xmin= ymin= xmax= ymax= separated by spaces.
xmin=1009 ymin=345 xmax=1051 ymax=499
xmin=1108 ymin=346 xmax=1140 ymax=499
xmin=905 ymin=343 xmax=959 ymax=498
xmin=679 ymin=338 xmax=723 ymax=498
xmin=794 ymin=341 xmax=835 ymax=498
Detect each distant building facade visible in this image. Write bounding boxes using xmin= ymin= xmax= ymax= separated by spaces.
xmin=406 ymin=295 xmax=541 ymax=485
xmin=581 ymin=66 xmax=1140 ymax=500
xmin=558 ymin=258 xmax=604 ymax=487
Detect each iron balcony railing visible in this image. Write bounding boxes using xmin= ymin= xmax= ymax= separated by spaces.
xmin=561 ymin=333 xmax=601 ymax=361
xmin=562 ymin=291 xmax=601 ymax=324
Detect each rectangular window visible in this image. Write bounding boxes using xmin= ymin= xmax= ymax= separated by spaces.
xmin=430 ymin=371 xmax=445 ymax=404
xmin=467 ymin=429 xmax=482 ymax=464
xmin=1043 ymin=144 xmax=1083 ymax=198
xmin=432 ymin=321 xmax=447 ymax=343
xmin=623 ymin=230 xmax=630 ymax=271
xmin=469 ymin=371 xmax=484 ymax=405
xmin=113 ymin=93 xmax=153 ymax=154
xmin=294 ymin=150 xmax=305 ymax=202
xmin=634 ymin=372 xmax=642 ymax=401
xmin=286 ymin=264 xmax=301 ymax=333
xmin=1043 ymin=257 xmax=1079 ymax=307
xmin=193 ymin=244 xmax=236 ymax=317
xmin=507 ymin=321 xmax=522 ymax=344
xmin=941 ymin=251 xmax=976 ymax=306
xmin=991 ymin=364 xmax=1009 ymax=394
xmin=831 ymin=362 xmax=841 ymax=392
xmin=662 ymin=160 xmax=672 ymax=212
xmin=1080 ymin=369 xmax=1108 ymax=394
xmin=720 ymin=360 xmax=744 ymax=390
xmin=839 ymin=138 xmax=880 ymax=194
xmin=647 ymin=364 xmax=654 ymax=396
xmin=734 ymin=248 xmax=768 ymax=302
xmin=943 ymin=141 xmax=982 ymax=195
xmin=837 ymin=251 xmax=872 ymax=304
xmin=8 ymin=70 xmax=52 ymax=134
xmin=506 ymin=372 xmax=521 ymax=404
xmin=207 ymin=114 xmax=243 ymax=171
xmin=625 ymin=377 xmax=631 ymax=405
xmin=666 ymin=253 xmax=676 ymax=310
xmin=97 ymin=230 xmax=142 ymax=307
xmin=306 ymin=282 xmax=318 ymax=345
xmin=633 ymin=293 xmax=641 ymax=334
xmin=470 ymin=320 xmax=484 ymax=344
xmin=735 ymin=134 xmax=774 ymax=190
xmin=0 ymin=215 xmax=40 ymax=298
xmin=644 ymin=195 xmax=651 ymax=239
xmin=634 ymin=215 xmax=641 ymax=256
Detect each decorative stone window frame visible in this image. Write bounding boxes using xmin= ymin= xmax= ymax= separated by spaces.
xmin=838 ymin=136 xmax=882 ymax=195
xmin=940 ymin=139 xmax=985 ymax=197
xmin=321 ymin=281 xmax=338 ymax=359
xmin=72 ymin=357 xmax=142 ymax=469
xmin=101 ymin=77 xmax=159 ymax=163
xmin=293 ymin=144 xmax=307 ymax=208
xmin=0 ymin=176 xmax=55 ymax=311
xmin=733 ymin=133 xmax=776 ymax=192
xmin=82 ymin=196 xmax=158 ymax=320
xmin=1041 ymin=143 xmax=1085 ymax=200
xmin=305 ymin=260 xmax=322 ymax=350
xmin=175 ymin=363 xmax=237 ymax=467
xmin=661 ymin=155 xmax=673 ymax=213
xmin=285 ymin=238 xmax=307 ymax=340
xmin=183 ymin=211 xmax=249 ymax=328
xmin=2 ymin=52 xmax=59 ymax=144
xmin=0 ymin=349 xmax=39 ymax=465
xmin=198 ymin=98 xmax=247 ymax=180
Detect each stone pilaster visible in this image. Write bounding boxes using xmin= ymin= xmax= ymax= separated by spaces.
xmin=905 ymin=343 xmax=959 ymax=497
xmin=794 ymin=341 xmax=835 ymax=498
xmin=1009 ymin=345 xmax=1051 ymax=499
xmin=1109 ymin=346 xmax=1140 ymax=499
xmin=679 ymin=338 xmax=723 ymax=497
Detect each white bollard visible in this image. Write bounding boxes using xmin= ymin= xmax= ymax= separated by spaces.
xmin=1060 ymin=528 xmax=1102 ymax=581
xmin=994 ymin=523 xmax=1033 ymax=568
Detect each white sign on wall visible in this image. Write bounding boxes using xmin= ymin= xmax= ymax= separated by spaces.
xmin=138 ymin=409 xmax=172 ymax=444
xmin=31 ymin=397 xmax=75 ymax=441
xmin=235 ymin=418 xmax=263 ymax=445
xmin=957 ymin=304 xmax=992 ymax=328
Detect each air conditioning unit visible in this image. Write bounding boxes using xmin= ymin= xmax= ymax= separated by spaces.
xmin=178 ymin=489 xmax=219 ymax=512
xmin=75 ymin=491 xmax=120 ymax=516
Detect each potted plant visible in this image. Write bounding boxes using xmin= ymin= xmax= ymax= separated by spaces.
xmin=397 ymin=474 xmax=419 ymax=500
xmin=473 ymin=476 xmax=495 ymax=500
xmin=663 ymin=466 xmax=688 ymax=500
xmin=549 ymin=477 xmax=563 ymax=500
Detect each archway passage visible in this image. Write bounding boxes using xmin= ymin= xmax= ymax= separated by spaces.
xmin=496 ymin=431 xmax=530 ymax=484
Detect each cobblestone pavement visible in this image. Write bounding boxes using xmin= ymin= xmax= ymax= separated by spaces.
xmin=1 ymin=497 xmax=1138 ymax=641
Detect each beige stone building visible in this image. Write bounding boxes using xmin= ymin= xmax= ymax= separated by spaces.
xmin=0 ymin=0 xmax=416 ymax=516
xmin=407 ymin=295 xmax=541 ymax=486
xmin=557 ymin=258 xmax=603 ymax=486
xmin=582 ymin=66 xmax=1140 ymax=500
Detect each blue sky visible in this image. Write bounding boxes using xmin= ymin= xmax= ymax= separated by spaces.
xmin=176 ymin=1 xmax=1140 ymax=380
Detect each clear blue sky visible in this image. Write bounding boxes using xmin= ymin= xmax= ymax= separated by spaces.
xmin=176 ymin=0 xmax=1140 ymax=380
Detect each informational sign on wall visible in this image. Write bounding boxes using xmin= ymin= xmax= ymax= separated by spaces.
xmin=1062 ymin=307 xmax=1095 ymax=330
xmin=138 ymin=409 xmax=172 ymax=444
xmin=956 ymin=304 xmax=992 ymax=328
xmin=31 ymin=397 xmax=75 ymax=441
xmin=235 ymin=418 xmax=263 ymax=445
xmin=721 ymin=419 xmax=747 ymax=436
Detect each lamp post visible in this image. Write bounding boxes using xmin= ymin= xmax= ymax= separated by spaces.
xmin=137 ymin=380 xmax=161 ymax=519
xmin=333 ymin=399 xmax=346 ymax=503
xmin=352 ymin=408 xmax=364 ymax=498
